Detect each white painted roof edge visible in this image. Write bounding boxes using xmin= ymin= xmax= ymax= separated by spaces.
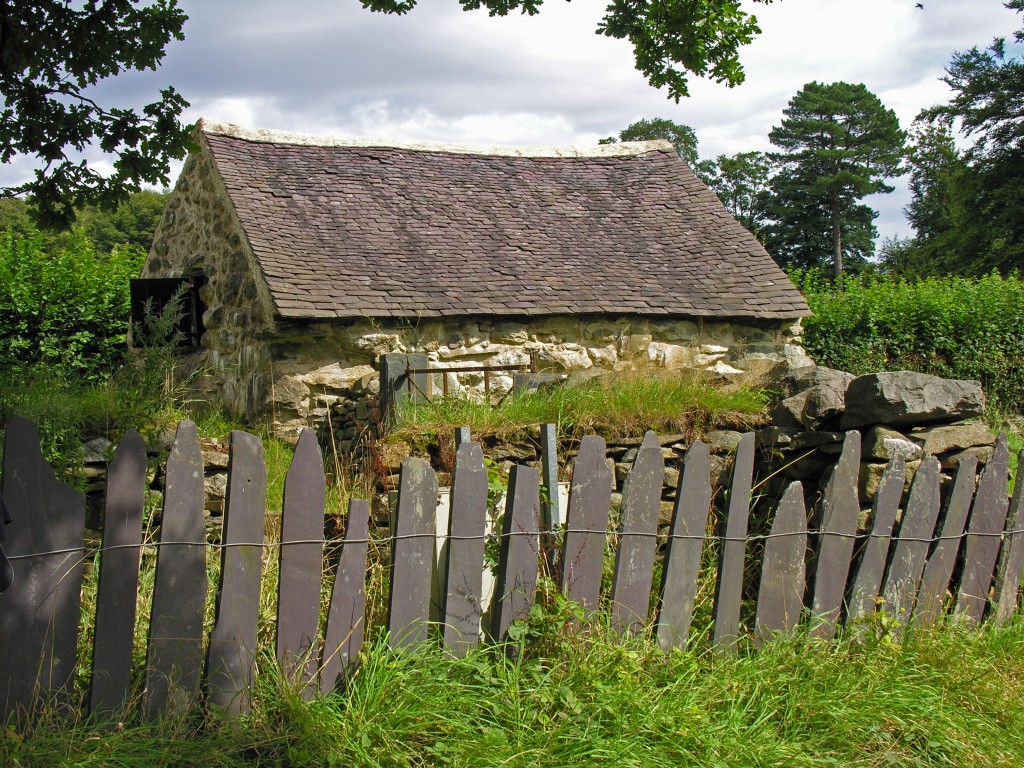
xmin=196 ymin=119 xmax=674 ymax=158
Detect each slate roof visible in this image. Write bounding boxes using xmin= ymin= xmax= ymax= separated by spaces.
xmin=200 ymin=121 xmax=810 ymax=321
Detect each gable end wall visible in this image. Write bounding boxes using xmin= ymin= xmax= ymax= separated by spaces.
xmin=143 ymin=135 xmax=277 ymax=415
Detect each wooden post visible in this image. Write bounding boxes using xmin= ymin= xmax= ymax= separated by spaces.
xmin=846 ymin=455 xmax=905 ymax=626
xmin=540 ymin=423 xmax=560 ymax=577
xmin=993 ymin=448 xmax=1024 ymax=623
xmin=0 ymin=415 xmax=86 ymax=724
xmin=754 ymin=482 xmax=807 ymax=645
xmin=561 ymin=436 xmax=612 ymax=616
xmin=322 ymin=499 xmax=371 ymax=691
xmin=956 ymin=433 xmax=1011 ymax=623
xmin=491 ymin=466 xmax=541 ymax=646
xmin=916 ymin=456 xmax=977 ymax=627
xmin=881 ymin=456 xmax=940 ymax=627
xmin=441 ymin=442 xmax=489 ymax=656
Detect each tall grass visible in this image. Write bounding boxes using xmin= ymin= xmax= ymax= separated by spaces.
xmin=390 ymin=369 xmax=770 ymax=445
xmin=7 ymin=617 xmax=1024 ymax=767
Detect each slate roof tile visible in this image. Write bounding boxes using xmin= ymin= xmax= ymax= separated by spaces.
xmin=200 ymin=124 xmax=810 ymax=321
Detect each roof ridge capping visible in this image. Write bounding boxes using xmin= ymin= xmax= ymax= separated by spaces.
xmin=196 ymin=118 xmax=674 ymax=158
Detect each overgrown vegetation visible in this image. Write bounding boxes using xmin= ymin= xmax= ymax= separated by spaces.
xmin=799 ymin=270 xmax=1024 ymax=415
xmin=0 ymin=228 xmax=145 ymax=379
xmin=5 ymin=615 xmax=1024 ymax=767
xmin=389 ymin=369 xmax=770 ymax=446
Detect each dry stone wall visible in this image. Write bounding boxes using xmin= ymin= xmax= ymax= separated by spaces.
xmin=255 ymin=314 xmax=809 ymax=445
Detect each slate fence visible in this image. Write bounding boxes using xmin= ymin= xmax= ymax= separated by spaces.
xmin=1 ymin=413 xmax=1023 ymax=725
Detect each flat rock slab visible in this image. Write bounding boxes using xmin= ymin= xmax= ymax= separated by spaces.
xmin=841 ymin=372 xmax=985 ymax=429
xmin=0 ymin=415 xmax=86 ymax=723
xmin=909 ymin=422 xmax=996 ymax=456
xmin=143 ymin=421 xmax=207 ymax=720
xmin=755 ymin=481 xmax=807 ymax=644
xmin=205 ymin=431 xmax=267 ymax=715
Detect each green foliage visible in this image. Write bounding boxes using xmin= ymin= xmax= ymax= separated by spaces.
xmin=893 ymin=2 xmax=1024 ymax=277
xmin=5 ymin=619 xmax=1024 ymax=766
xmin=74 ymin=189 xmax=169 ymax=254
xmin=764 ymin=81 xmax=906 ymax=278
xmin=600 ymin=118 xmax=709 ymax=177
xmin=389 ymin=370 xmax=769 ymax=445
xmin=0 ymin=1 xmax=190 ymax=227
xmin=362 ymin=0 xmax=774 ymax=101
xmin=0 ymin=228 xmax=144 ymax=379
xmin=704 ymin=150 xmax=774 ymax=238
xmin=798 ymin=271 xmax=1024 ymax=414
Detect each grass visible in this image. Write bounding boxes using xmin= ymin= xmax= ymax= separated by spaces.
xmin=6 ymin=616 xmax=1024 ymax=767
xmin=389 ymin=369 xmax=770 ymax=446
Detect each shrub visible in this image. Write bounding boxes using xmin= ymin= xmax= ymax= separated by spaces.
xmin=0 ymin=228 xmax=144 ymax=380
xmin=798 ymin=271 xmax=1024 ymax=414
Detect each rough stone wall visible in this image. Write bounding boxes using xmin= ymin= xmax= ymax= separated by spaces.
xmin=265 ymin=314 xmax=809 ymax=443
xmin=142 ymin=133 xmax=277 ymax=417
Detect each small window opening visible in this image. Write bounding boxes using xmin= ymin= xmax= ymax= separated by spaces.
xmin=129 ymin=275 xmax=206 ymax=350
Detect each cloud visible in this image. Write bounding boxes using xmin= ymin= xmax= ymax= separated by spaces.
xmin=3 ymin=0 xmax=1021 ymax=245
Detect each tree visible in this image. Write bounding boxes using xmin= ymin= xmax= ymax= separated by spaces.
xmin=704 ymin=151 xmax=774 ymax=237
xmin=914 ymin=0 xmax=1024 ymax=274
xmin=599 ymin=118 xmax=714 ymax=181
xmin=1 ymin=1 xmax=190 ymax=228
xmin=765 ymin=81 xmax=905 ymax=279
xmin=362 ymin=0 xmax=775 ymax=100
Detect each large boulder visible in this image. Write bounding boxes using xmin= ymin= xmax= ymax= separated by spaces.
xmin=840 ymin=371 xmax=985 ymax=429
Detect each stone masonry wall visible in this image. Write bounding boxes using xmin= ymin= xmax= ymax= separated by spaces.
xmin=143 ymin=132 xmax=277 ymax=418
xmin=264 ymin=314 xmax=810 ymax=445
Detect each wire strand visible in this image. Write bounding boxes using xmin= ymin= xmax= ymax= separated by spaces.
xmin=8 ymin=526 xmax=1023 ymax=561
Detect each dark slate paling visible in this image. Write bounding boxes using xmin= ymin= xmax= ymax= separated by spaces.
xmin=955 ymin=433 xmax=1011 ymax=623
xmin=656 ymin=441 xmax=712 ymax=651
xmin=275 ymin=428 xmax=325 ymax=698
xmin=540 ymin=422 xmax=560 ymax=576
xmin=712 ymin=431 xmax=755 ymax=651
xmin=881 ymin=456 xmax=941 ymax=626
xmin=143 ymin=421 xmax=207 ymax=719
xmin=754 ymin=481 xmax=807 ymax=644
xmin=441 ymin=441 xmax=489 ymax=656
xmin=846 ymin=455 xmax=906 ymax=626
xmin=993 ymin=448 xmax=1024 ymax=623
xmin=561 ymin=435 xmax=613 ymax=616
xmin=322 ymin=498 xmax=371 ymax=692
xmin=915 ymin=455 xmax=978 ymax=627
xmin=809 ymin=431 xmax=861 ymax=640
xmin=490 ymin=465 xmax=541 ymax=645
xmin=0 ymin=414 xmax=86 ymax=723
xmin=387 ymin=457 xmax=438 ymax=649
xmin=610 ymin=431 xmax=665 ymax=634
xmin=89 ymin=429 xmax=146 ymax=717
xmin=204 ymin=430 xmax=267 ymax=715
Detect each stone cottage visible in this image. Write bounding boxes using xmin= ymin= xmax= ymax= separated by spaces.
xmin=140 ymin=120 xmax=811 ymax=439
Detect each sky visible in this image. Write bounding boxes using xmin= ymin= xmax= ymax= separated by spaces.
xmin=6 ymin=0 xmax=1024 ymax=244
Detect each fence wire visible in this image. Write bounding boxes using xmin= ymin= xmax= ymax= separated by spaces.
xmin=8 ymin=525 xmax=1023 ymax=562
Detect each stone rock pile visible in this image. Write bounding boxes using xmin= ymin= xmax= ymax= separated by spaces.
xmin=759 ymin=366 xmax=994 ymax=517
